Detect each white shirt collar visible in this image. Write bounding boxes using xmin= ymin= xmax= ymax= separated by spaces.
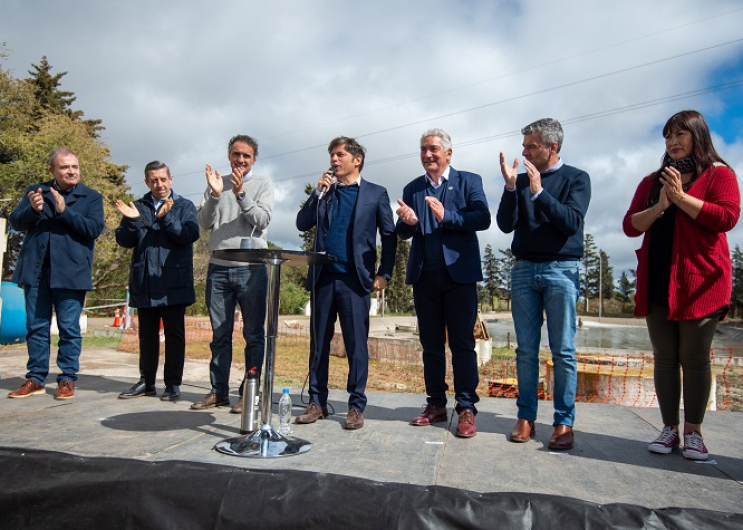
xmin=425 ymin=165 xmax=451 ymax=189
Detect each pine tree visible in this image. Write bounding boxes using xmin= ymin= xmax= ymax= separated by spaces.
xmin=495 ymin=248 xmax=515 ymax=310
xmin=731 ymin=245 xmax=743 ymax=318
xmin=385 ymin=238 xmax=412 ymax=313
xmin=599 ymin=250 xmax=614 ymax=301
xmin=481 ymin=244 xmax=499 ymax=309
xmin=26 ymin=56 xmax=104 ymax=138
xmin=617 ymin=270 xmax=636 ymax=303
xmin=582 ymin=233 xmax=599 ymax=312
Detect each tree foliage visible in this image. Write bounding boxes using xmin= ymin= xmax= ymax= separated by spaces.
xmin=481 ymin=244 xmax=499 ymax=309
xmin=26 ymin=56 xmax=105 ymax=139
xmin=480 ymin=245 xmax=514 ymax=311
xmin=599 ymin=249 xmax=614 ymax=301
xmin=385 ymin=238 xmax=412 ymax=313
xmin=0 ymin=50 xmax=131 ymax=301
xmin=582 ymin=233 xmax=599 ymax=311
xmin=616 ymin=270 xmax=636 ymax=304
xmin=731 ymin=245 xmax=743 ymax=319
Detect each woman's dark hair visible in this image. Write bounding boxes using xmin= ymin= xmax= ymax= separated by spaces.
xmin=647 ymin=110 xmax=730 ymax=205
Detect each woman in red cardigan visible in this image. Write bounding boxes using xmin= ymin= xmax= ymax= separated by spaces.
xmin=623 ymin=110 xmax=740 ymax=461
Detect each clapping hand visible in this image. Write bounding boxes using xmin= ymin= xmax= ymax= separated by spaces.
xmin=116 ymin=200 xmax=140 ymax=218
xmin=156 ymin=198 xmax=173 ymax=219
xmin=500 ymin=152 xmax=518 ymax=191
xmin=205 ymin=164 xmax=223 ymax=197
xmin=28 ymin=188 xmax=44 ymax=213
xmin=396 ymin=199 xmax=419 ymax=226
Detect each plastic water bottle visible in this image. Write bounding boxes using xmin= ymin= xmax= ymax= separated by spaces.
xmin=278 ymin=388 xmax=292 ymax=435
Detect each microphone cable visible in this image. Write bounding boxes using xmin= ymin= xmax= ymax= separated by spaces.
xmin=299 ymin=186 xmax=335 ymax=416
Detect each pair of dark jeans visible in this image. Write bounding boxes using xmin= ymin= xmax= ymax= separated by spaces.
xmin=24 ymin=266 xmax=86 ymax=385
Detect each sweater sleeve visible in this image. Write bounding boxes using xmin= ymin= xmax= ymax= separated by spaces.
xmin=623 ymin=175 xmax=654 ymax=238
xmin=693 ymin=165 xmax=741 ymax=233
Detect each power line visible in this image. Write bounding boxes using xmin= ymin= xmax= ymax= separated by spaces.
xmin=270 ymin=78 xmax=743 ymax=183
xmin=163 ymin=17 xmax=743 ymax=181
xmin=261 ymin=37 xmax=743 ymax=164
xmin=262 ymin=6 xmax=743 ymax=140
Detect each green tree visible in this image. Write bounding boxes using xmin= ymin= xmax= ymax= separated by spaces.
xmin=495 ymin=248 xmax=515 ymax=310
xmin=582 ymin=233 xmax=599 ymax=312
xmin=481 ymin=244 xmax=499 ymax=309
xmin=599 ymin=250 xmax=614 ymax=301
xmin=0 ymin=52 xmax=131 ymax=300
xmin=385 ymin=238 xmax=412 ymax=313
xmin=26 ymin=56 xmax=104 ymax=139
xmin=731 ymin=245 xmax=743 ymax=319
xmin=616 ymin=270 xmax=635 ymax=303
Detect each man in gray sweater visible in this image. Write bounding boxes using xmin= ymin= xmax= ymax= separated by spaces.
xmin=191 ymin=135 xmax=274 ymax=412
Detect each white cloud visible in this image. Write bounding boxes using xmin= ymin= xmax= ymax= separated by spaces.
xmin=2 ymin=0 xmax=742 ymax=275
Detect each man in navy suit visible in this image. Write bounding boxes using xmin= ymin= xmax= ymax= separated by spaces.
xmin=295 ymin=136 xmax=396 ymax=430
xmin=8 ymin=147 xmax=104 ymax=401
xmin=396 ymin=129 xmax=491 ymax=438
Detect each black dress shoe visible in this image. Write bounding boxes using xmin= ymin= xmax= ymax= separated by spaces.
xmin=161 ymin=385 xmax=180 ymax=401
xmin=119 ymin=380 xmax=157 ymax=399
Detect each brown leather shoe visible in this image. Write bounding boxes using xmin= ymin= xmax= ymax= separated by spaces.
xmin=190 ymin=392 xmax=230 ymax=410
xmin=509 ymin=419 xmax=535 ymax=443
xmin=411 ymin=405 xmax=447 ymax=426
xmin=8 ymin=380 xmax=46 ymax=398
xmin=344 ymin=408 xmax=364 ymax=430
xmin=55 ymin=380 xmax=75 ymax=400
xmin=455 ymin=409 xmax=477 ymax=438
xmin=230 ymin=399 xmax=243 ymax=414
xmin=548 ymin=424 xmax=574 ymax=450
xmin=295 ymin=403 xmax=328 ymax=424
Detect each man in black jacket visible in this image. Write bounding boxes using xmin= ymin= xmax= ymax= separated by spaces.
xmin=115 ymin=161 xmax=200 ymax=401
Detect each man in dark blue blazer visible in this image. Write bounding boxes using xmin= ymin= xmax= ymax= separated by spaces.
xmin=8 ymin=147 xmax=104 ymax=401
xmin=396 ymin=128 xmax=491 ymax=438
xmin=115 ymin=161 xmax=200 ymax=402
xmin=296 ymin=136 xmax=396 ymax=430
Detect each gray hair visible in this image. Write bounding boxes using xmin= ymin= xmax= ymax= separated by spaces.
xmin=228 ymin=134 xmax=259 ymax=159
xmin=144 ymin=160 xmax=172 ymax=179
xmin=521 ymin=118 xmax=563 ymax=153
xmin=47 ymin=147 xmax=77 ymax=168
xmin=420 ymin=128 xmax=452 ymax=150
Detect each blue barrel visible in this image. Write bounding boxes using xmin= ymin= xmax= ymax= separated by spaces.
xmin=0 ymin=281 xmax=27 ymax=344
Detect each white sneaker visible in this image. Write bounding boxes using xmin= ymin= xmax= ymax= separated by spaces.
xmin=682 ymin=432 xmax=709 ymax=461
xmin=648 ymin=426 xmax=680 ymax=454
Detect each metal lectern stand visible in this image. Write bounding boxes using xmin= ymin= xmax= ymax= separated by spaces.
xmin=212 ymin=248 xmax=334 ymax=458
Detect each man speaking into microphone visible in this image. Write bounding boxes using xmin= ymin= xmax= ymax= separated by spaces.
xmin=295 ymin=136 xmax=396 ymax=430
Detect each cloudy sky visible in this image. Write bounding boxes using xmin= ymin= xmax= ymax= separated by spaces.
xmin=2 ymin=1 xmax=743 ymax=277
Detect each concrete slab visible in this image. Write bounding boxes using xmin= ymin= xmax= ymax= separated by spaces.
xmin=0 ymin=344 xmax=742 ymax=517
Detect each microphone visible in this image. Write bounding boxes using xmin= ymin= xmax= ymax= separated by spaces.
xmin=317 ymin=168 xmax=336 ymax=201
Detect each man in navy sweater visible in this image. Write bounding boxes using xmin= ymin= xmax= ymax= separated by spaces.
xmin=295 ymin=137 xmax=396 ymax=430
xmin=496 ymin=118 xmax=591 ymax=451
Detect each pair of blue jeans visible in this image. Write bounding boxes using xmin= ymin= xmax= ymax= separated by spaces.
xmin=511 ymin=260 xmax=579 ymax=426
xmin=206 ymin=264 xmax=267 ymax=396
xmin=23 ymin=266 xmax=86 ymax=385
